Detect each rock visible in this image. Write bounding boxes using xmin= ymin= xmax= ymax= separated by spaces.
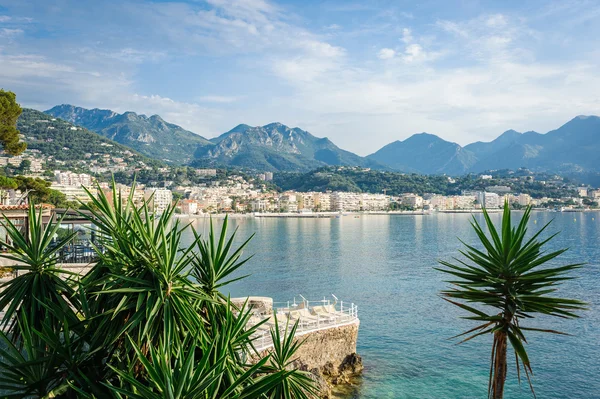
xmin=339 ymin=353 xmax=363 ymax=376
xmin=309 ymin=367 xmax=332 ymax=398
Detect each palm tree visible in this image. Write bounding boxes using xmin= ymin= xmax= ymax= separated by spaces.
xmin=437 ymin=202 xmax=586 ymax=398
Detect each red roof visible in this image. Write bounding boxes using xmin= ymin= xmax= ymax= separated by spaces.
xmin=0 ymin=204 xmax=54 ymax=211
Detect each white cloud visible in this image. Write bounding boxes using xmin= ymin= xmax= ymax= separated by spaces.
xmin=2 ymin=2 xmax=600 ymax=156
xmin=0 ymin=28 xmax=23 ymax=38
xmin=0 ymin=16 xmax=11 ymax=22
xmin=486 ymin=14 xmax=508 ymax=28
xmin=401 ymin=28 xmax=413 ymax=43
xmin=403 ymin=44 xmax=423 ymax=62
xmin=377 ymin=48 xmax=396 ymax=59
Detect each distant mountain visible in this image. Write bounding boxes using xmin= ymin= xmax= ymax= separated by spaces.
xmin=465 ymin=129 xmax=524 ymax=159
xmin=16 ymin=108 xmax=159 ymax=173
xmin=45 ymin=105 xmax=212 ymax=164
xmin=369 ymin=116 xmax=600 ymax=175
xmin=43 ymin=104 xmax=600 ymax=175
xmin=367 ymin=133 xmax=477 ymax=175
xmin=466 ymin=116 xmax=600 ymax=173
xmin=193 ymin=122 xmax=386 ymax=172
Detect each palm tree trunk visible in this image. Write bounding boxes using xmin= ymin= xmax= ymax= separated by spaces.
xmin=491 ymin=330 xmax=508 ymax=399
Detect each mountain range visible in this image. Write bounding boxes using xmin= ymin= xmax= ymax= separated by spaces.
xmin=45 ymin=105 xmax=212 ymax=164
xmin=43 ymin=104 xmax=600 ymax=175
xmin=45 ymin=105 xmax=384 ymax=172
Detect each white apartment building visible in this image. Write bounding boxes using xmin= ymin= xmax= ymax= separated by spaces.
xmin=578 ymin=187 xmax=589 ymax=197
xmin=54 ymin=171 xmax=93 ymax=187
xmin=315 ymin=193 xmax=331 ymax=211
xmin=429 ymin=195 xmax=452 ymax=210
xmin=196 ymin=169 xmax=217 ymax=177
xmin=360 ymin=193 xmax=389 ymax=211
xmin=144 ymin=188 xmax=173 ymax=214
xmin=477 ymin=192 xmax=501 ymax=209
xmin=331 ymin=192 xmax=361 ymax=211
xmin=518 ymin=193 xmax=532 ymax=206
xmin=180 ymin=200 xmax=198 ymax=215
xmin=280 ymin=194 xmax=298 ymax=212
xmin=453 ymin=195 xmax=477 ymax=209
xmin=401 ymin=194 xmax=424 ymax=209
xmin=50 ymin=184 xmax=91 ymax=203
xmin=250 ymin=199 xmax=269 ymax=212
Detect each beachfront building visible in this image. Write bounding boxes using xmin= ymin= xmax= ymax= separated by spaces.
xmin=279 ymin=194 xmax=298 ymax=212
xmin=331 ymin=192 xmax=361 ymax=211
xmin=315 ymin=192 xmax=332 ymax=211
xmin=250 ymin=199 xmax=269 ymax=212
xmin=360 ymin=193 xmax=389 ymax=211
xmin=518 ymin=193 xmax=532 ymax=206
xmin=477 ymin=191 xmax=501 ymax=209
xmin=401 ymin=194 xmax=423 ymax=209
xmin=452 ymin=195 xmax=477 ymax=209
xmin=429 ymin=195 xmax=453 ymax=210
xmin=179 ymin=199 xmax=198 ymax=215
xmin=144 ymin=188 xmax=173 ymax=214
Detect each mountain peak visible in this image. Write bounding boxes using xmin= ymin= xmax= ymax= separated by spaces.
xmin=368 ymin=132 xmax=475 ymax=175
xmin=264 ymin=122 xmax=285 ymax=128
xmin=45 ymin=104 xmax=211 ymax=164
xmin=409 ymin=132 xmax=443 ymax=140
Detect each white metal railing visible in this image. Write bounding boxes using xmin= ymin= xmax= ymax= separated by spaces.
xmin=249 ymin=297 xmax=359 ymax=352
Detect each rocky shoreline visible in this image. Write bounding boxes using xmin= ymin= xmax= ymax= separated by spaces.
xmin=296 ymin=352 xmax=363 ymax=398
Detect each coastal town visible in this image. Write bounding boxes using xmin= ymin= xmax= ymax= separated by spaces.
xmin=1 ymin=164 xmax=597 ymax=215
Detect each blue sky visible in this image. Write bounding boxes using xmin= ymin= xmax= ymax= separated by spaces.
xmin=1 ymin=0 xmax=599 ymax=155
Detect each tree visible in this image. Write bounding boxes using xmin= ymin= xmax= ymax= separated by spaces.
xmin=0 ymin=175 xmax=17 ymax=205
xmin=0 ymin=175 xmax=17 ymax=190
xmin=18 ymin=159 xmax=31 ymax=173
xmin=0 ymin=90 xmax=26 ymax=155
xmin=172 ymin=191 xmax=184 ymax=204
xmin=437 ymin=202 xmax=586 ymax=398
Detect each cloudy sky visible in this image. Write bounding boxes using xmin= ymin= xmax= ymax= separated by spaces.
xmin=1 ymin=0 xmax=599 ymax=155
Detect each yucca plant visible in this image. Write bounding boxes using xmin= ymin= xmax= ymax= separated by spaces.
xmin=80 ymin=184 xmax=208 ymax=368
xmin=0 ymin=185 xmax=317 ymax=398
xmin=190 ymin=216 xmax=254 ymax=301
xmin=0 ymin=203 xmax=79 ymax=339
xmin=261 ymin=317 xmax=320 ymax=399
xmin=438 ymin=202 xmax=586 ymax=398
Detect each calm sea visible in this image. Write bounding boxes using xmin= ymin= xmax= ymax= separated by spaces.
xmin=183 ymin=212 xmax=600 ymax=399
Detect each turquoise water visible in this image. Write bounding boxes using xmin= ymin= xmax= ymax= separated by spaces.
xmin=184 ymin=212 xmax=599 ymax=398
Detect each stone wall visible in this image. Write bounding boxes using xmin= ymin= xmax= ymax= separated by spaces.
xmin=291 ymin=320 xmax=359 ymax=370
xmin=255 ymin=320 xmax=362 ymax=398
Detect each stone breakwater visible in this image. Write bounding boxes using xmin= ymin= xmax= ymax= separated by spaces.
xmin=255 ymin=320 xmax=362 ymax=398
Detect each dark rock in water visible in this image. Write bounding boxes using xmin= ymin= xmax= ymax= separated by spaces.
xmin=339 ymin=353 xmax=363 ymax=376
xmin=304 ymin=353 xmax=363 ymax=398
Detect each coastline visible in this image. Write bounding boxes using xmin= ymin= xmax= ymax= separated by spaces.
xmin=175 ymin=210 xmax=431 ymax=219
xmin=174 ymin=208 xmax=600 ymax=219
